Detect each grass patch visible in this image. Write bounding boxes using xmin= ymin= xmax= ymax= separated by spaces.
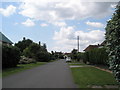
xmin=3 ymin=62 xmax=47 ymax=77
xmin=71 ymin=67 xmax=118 ymax=88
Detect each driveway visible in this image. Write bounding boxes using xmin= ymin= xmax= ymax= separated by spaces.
xmin=3 ymin=59 xmax=77 ymax=88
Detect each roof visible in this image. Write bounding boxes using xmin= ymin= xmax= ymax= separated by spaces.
xmin=100 ymin=41 xmax=106 ymax=46
xmin=0 ymin=32 xmax=13 ymax=44
xmin=84 ymin=45 xmax=99 ymax=51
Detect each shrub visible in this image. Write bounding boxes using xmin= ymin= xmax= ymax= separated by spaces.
xmin=88 ymin=48 xmax=108 ymax=65
xmin=19 ymin=56 xmax=36 ymax=64
xmin=82 ymin=48 xmax=108 ymax=65
xmin=2 ymin=45 xmax=20 ymax=68
xmin=36 ymin=52 xmax=51 ymax=62
xmin=105 ymin=3 xmax=120 ymax=83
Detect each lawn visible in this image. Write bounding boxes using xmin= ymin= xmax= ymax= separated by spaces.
xmin=3 ymin=62 xmax=47 ymax=77
xmin=71 ymin=67 xmax=118 ymax=88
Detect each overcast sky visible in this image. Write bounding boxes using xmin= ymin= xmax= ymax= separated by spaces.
xmin=0 ymin=0 xmax=118 ymax=52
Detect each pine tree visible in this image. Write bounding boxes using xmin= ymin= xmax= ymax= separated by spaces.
xmin=105 ymin=2 xmax=120 ymax=84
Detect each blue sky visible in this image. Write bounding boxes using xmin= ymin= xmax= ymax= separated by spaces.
xmin=0 ymin=0 xmax=117 ymax=52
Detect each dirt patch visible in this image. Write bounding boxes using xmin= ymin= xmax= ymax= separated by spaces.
xmin=93 ymin=66 xmax=112 ymax=73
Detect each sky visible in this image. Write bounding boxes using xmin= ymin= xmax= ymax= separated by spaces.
xmin=0 ymin=0 xmax=118 ymax=53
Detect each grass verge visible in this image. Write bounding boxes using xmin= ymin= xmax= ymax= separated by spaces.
xmin=3 ymin=62 xmax=47 ymax=77
xmin=71 ymin=67 xmax=118 ymax=88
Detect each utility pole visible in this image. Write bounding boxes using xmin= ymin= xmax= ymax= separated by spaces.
xmin=77 ymin=36 xmax=79 ymax=52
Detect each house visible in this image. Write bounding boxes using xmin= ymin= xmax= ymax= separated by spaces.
xmin=83 ymin=45 xmax=99 ymax=52
xmin=83 ymin=41 xmax=106 ymax=52
xmin=0 ymin=32 xmax=13 ymax=45
xmin=99 ymin=41 xmax=106 ymax=48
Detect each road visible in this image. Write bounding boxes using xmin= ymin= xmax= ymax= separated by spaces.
xmin=3 ymin=59 xmax=77 ymax=88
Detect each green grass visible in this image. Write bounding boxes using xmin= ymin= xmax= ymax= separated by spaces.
xmin=3 ymin=62 xmax=47 ymax=77
xmin=71 ymin=67 xmax=118 ymax=88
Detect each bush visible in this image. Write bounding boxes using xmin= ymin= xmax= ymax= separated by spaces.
xmin=23 ymin=43 xmax=40 ymax=59
xmin=2 ymin=45 xmax=20 ymax=68
xmin=105 ymin=3 xmax=120 ymax=83
xmin=23 ymin=43 xmax=51 ymax=62
xmin=36 ymin=52 xmax=51 ymax=62
xmin=82 ymin=48 xmax=108 ymax=65
xmin=89 ymin=48 xmax=108 ymax=65
xmin=19 ymin=56 xmax=36 ymax=64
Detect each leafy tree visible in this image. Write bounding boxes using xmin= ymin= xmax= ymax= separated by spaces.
xmin=105 ymin=2 xmax=120 ymax=84
xmin=71 ymin=49 xmax=78 ymax=60
xmin=23 ymin=42 xmax=51 ymax=62
xmin=15 ymin=37 xmax=33 ymax=52
xmin=23 ymin=43 xmax=40 ymax=59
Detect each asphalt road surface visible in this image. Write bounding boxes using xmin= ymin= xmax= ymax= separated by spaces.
xmin=3 ymin=59 xmax=77 ymax=88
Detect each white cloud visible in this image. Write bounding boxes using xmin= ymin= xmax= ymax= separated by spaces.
xmin=22 ymin=19 xmax=35 ymax=27
xmin=53 ymin=21 xmax=67 ymax=27
xmin=86 ymin=21 xmax=104 ymax=28
xmin=111 ymin=3 xmax=117 ymax=8
xmin=19 ymin=1 xmax=114 ymax=23
xmin=0 ymin=5 xmax=16 ymax=16
xmin=53 ymin=26 xmax=105 ymax=52
xmin=40 ymin=23 xmax=48 ymax=27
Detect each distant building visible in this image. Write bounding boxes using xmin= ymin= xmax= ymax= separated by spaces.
xmin=83 ymin=41 xmax=106 ymax=52
xmin=83 ymin=45 xmax=99 ymax=52
xmin=0 ymin=32 xmax=13 ymax=46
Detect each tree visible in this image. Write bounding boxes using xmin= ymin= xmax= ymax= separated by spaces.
xmin=23 ymin=43 xmax=41 ymax=59
xmin=15 ymin=37 xmax=33 ymax=52
xmin=105 ymin=2 xmax=120 ymax=84
xmin=71 ymin=49 xmax=78 ymax=60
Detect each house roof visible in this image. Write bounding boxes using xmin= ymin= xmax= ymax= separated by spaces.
xmin=83 ymin=45 xmax=99 ymax=51
xmin=0 ymin=32 xmax=13 ymax=44
xmin=100 ymin=41 xmax=106 ymax=46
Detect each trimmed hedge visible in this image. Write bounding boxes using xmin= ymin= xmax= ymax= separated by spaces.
xmin=2 ymin=45 xmax=20 ymax=68
xmin=83 ymin=48 xmax=108 ymax=65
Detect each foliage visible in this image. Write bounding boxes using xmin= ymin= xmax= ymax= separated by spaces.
xmin=50 ymin=51 xmax=64 ymax=60
xmin=23 ymin=42 xmax=51 ymax=62
xmin=82 ymin=48 xmax=108 ymax=65
xmin=70 ymin=49 xmax=78 ymax=60
xmin=105 ymin=3 xmax=120 ymax=83
xmin=19 ymin=56 xmax=36 ymax=64
xmin=15 ymin=37 xmax=33 ymax=52
xmin=88 ymin=48 xmax=108 ymax=65
xmin=2 ymin=44 xmax=20 ymax=68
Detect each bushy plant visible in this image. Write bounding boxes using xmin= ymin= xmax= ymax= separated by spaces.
xmin=2 ymin=45 xmax=20 ymax=68
xmin=36 ymin=52 xmax=51 ymax=62
xmin=19 ymin=56 xmax=36 ymax=64
xmin=88 ymin=48 xmax=108 ymax=65
xmin=105 ymin=2 xmax=120 ymax=83
xmin=23 ymin=42 xmax=51 ymax=62
xmin=82 ymin=48 xmax=108 ymax=65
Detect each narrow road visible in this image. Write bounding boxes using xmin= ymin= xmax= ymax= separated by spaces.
xmin=3 ymin=60 xmax=77 ymax=88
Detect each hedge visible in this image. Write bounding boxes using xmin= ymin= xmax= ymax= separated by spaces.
xmin=2 ymin=45 xmax=20 ymax=68
xmin=83 ymin=48 xmax=108 ymax=65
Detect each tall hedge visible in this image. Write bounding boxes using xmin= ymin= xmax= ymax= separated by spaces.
xmin=2 ymin=45 xmax=20 ymax=68
xmin=82 ymin=48 xmax=108 ymax=65
xmin=88 ymin=48 xmax=108 ymax=65
xmin=105 ymin=3 xmax=120 ymax=83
